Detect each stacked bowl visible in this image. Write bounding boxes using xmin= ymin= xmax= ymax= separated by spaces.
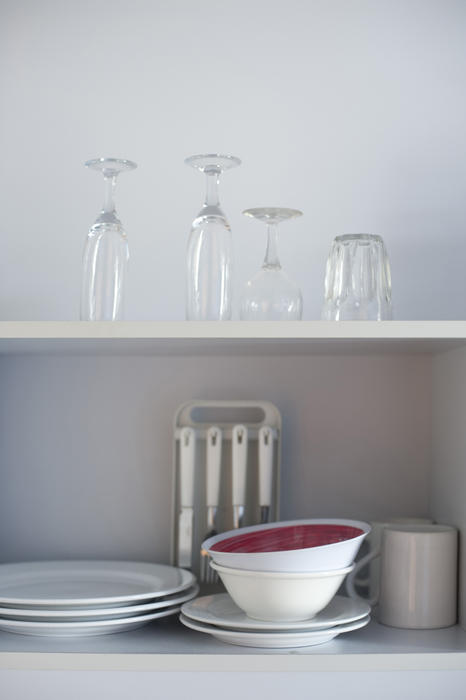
xmin=180 ymin=519 xmax=371 ymax=647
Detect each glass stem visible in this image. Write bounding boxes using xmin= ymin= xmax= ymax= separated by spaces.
xmin=204 ymin=172 xmax=220 ymax=207
xmin=263 ymin=224 xmax=281 ymax=269
xmin=103 ymin=175 xmax=117 ymax=215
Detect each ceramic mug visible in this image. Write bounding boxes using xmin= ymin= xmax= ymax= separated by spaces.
xmin=378 ymin=523 xmax=458 ymax=629
xmin=345 ymin=517 xmax=433 ymax=605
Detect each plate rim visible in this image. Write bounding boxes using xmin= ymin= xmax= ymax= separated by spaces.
xmin=0 ymin=584 xmax=199 ymax=620
xmin=179 ymin=612 xmax=371 ymax=641
xmin=0 ymin=604 xmax=182 ymax=631
xmin=0 ymin=561 xmax=195 ymax=608
xmin=181 ymin=593 xmax=370 ymax=631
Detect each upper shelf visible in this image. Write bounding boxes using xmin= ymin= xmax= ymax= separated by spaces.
xmin=0 ymin=321 xmax=466 ymax=355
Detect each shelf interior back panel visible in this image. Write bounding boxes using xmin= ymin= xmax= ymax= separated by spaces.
xmin=0 ymin=352 xmax=432 ymax=563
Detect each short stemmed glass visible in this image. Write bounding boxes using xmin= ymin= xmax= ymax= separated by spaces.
xmin=240 ymin=208 xmax=303 ymax=320
xmin=81 ymin=157 xmax=137 ymax=321
xmin=185 ymin=154 xmax=241 ymax=321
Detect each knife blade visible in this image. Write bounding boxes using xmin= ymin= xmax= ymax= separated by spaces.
xmin=258 ymin=425 xmax=274 ymax=524
xmin=232 ymin=424 xmax=248 ymax=529
xmin=178 ymin=426 xmax=196 ymax=569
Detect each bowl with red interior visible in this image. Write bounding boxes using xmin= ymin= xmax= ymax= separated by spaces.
xmin=202 ymin=519 xmax=370 ymax=573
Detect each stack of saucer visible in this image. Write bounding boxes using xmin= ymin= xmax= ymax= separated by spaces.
xmin=180 ymin=593 xmax=370 ymax=648
xmin=0 ymin=561 xmax=198 ymax=637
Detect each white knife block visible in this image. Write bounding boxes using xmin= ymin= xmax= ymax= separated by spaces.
xmin=172 ymin=400 xmax=281 ymax=578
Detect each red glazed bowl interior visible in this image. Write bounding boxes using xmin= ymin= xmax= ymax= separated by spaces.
xmin=210 ymin=524 xmax=364 ymax=554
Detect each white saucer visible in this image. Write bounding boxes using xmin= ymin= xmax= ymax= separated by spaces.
xmin=179 ymin=613 xmax=370 ymax=648
xmin=0 ymin=605 xmax=182 ymax=637
xmin=0 ymin=561 xmax=195 ymax=609
xmin=0 ymin=584 xmax=199 ymax=622
xmin=181 ymin=594 xmax=370 ymax=631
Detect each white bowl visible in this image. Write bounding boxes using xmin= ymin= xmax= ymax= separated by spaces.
xmin=211 ymin=562 xmax=354 ymax=622
xmin=202 ymin=519 xmax=370 ymax=572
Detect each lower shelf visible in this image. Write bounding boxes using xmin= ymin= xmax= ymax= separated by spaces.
xmin=1 ymin=617 xmax=466 ymax=672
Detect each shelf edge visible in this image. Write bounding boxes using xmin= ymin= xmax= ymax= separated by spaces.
xmin=1 ymin=650 xmax=466 ymax=672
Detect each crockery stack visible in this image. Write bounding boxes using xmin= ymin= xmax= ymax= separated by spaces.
xmin=0 ymin=561 xmax=198 ymax=637
xmin=180 ymin=519 xmax=372 ymax=648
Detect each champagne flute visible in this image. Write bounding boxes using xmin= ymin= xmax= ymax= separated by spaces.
xmin=81 ymin=157 xmax=136 ymax=321
xmin=185 ymin=154 xmax=241 ymax=320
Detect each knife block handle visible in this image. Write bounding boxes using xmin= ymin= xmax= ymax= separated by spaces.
xmin=232 ymin=424 xmax=248 ymax=507
xmin=259 ymin=425 xmax=274 ymax=507
xmin=206 ymin=426 xmax=222 ymax=507
xmin=180 ymin=427 xmax=196 ymax=508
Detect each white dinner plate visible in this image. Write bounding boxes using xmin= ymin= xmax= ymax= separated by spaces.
xmin=0 ymin=605 xmax=182 ymax=637
xmin=181 ymin=593 xmax=370 ymax=631
xmin=0 ymin=584 xmax=199 ymax=621
xmin=179 ymin=613 xmax=370 ymax=648
xmin=0 ymin=561 xmax=195 ymax=609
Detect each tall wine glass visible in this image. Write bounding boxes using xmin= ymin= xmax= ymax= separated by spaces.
xmin=185 ymin=154 xmax=241 ymax=320
xmin=240 ymin=208 xmax=303 ymax=320
xmin=81 ymin=157 xmax=137 ymax=321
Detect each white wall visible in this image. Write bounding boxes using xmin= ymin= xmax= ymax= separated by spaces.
xmin=1 ymin=0 xmax=465 ymax=321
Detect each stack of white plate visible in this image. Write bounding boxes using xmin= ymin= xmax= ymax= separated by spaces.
xmin=0 ymin=561 xmax=198 ymax=637
xmin=180 ymin=593 xmax=370 ymax=648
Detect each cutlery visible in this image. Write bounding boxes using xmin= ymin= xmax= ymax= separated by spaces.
xmin=258 ymin=425 xmax=274 ymax=524
xmin=178 ymin=426 xmax=196 ymax=569
xmin=201 ymin=425 xmax=223 ymax=583
xmin=232 ymin=424 xmax=248 ymax=529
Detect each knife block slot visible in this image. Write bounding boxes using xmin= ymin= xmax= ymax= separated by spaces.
xmin=172 ymin=400 xmax=281 ymax=582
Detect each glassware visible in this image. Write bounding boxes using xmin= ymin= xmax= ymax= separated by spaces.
xmin=240 ymin=208 xmax=303 ymax=321
xmin=185 ymin=154 xmax=241 ymax=321
xmin=81 ymin=157 xmax=137 ymax=321
xmin=322 ymin=234 xmax=392 ymax=320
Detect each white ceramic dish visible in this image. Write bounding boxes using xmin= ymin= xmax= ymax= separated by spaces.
xmin=0 ymin=584 xmax=199 ymax=621
xmin=0 ymin=561 xmax=195 ymax=609
xmin=181 ymin=593 xmax=370 ymax=631
xmin=211 ymin=562 xmax=354 ymax=622
xmin=0 ymin=605 xmax=182 ymax=637
xmin=179 ymin=612 xmax=370 ymax=648
xmin=202 ymin=519 xmax=370 ymax=572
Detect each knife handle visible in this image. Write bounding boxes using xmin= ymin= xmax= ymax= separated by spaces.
xmin=232 ymin=424 xmax=248 ymax=507
xmin=206 ymin=426 xmax=222 ymax=507
xmin=180 ymin=427 xmax=196 ymax=508
xmin=258 ymin=426 xmax=274 ymax=507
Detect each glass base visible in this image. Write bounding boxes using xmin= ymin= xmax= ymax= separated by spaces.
xmin=185 ymin=154 xmax=241 ymax=174
xmin=334 ymin=233 xmax=384 ymax=245
xmin=85 ymin=158 xmax=137 ymax=177
xmin=243 ymin=208 xmax=302 ymax=225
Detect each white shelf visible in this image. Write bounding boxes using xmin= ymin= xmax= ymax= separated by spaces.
xmin=0 ymin=619 xmax=465 ymax=672
xmin=0 ymin=321 xmax=466 ymax=354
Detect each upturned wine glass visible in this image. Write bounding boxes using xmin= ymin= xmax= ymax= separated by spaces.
xmin=81 ymin=157 xmax=137 ymax=321
xmin=240 ymin=208 xmax=303 ymax=321
xmin=322 ymin=234 xmax=392 ymax=320
xmin=185 ymin=154 xmax=241 ymax=320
